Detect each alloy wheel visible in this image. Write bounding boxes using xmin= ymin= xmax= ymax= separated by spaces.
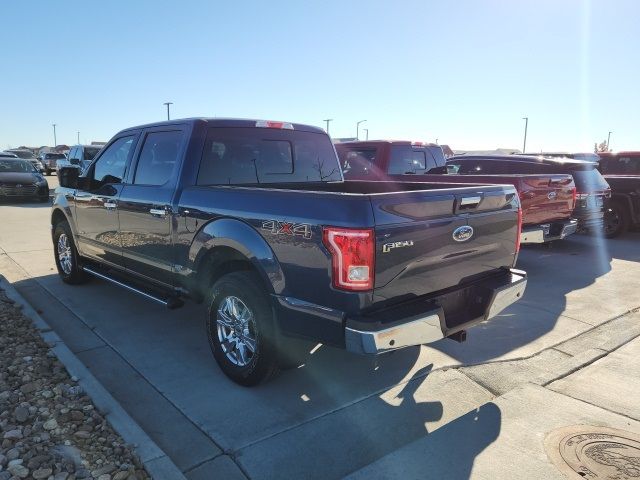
xmin=216 ymin=295 xmax=258 ymax=367
xmin=57 ymin=233 xmax=73 ymax=275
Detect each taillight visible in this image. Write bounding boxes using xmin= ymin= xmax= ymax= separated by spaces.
xmin=322 ymin=227 xmax=375 ymax=291
xmin=515 ymin=208 xmax=523 ymax=254
xmin=571 ymin=186 xmax=577 ymax=209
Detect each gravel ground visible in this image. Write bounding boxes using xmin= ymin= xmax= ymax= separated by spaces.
xmin=0 ymin=288 xmax=150 ymax=480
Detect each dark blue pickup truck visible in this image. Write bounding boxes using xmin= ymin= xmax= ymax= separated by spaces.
xmin=52 ymin=118 xmax=526 ymax=385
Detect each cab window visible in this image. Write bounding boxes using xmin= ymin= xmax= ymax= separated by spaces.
xmin=93 ymin=136 xmax=135 ymax=183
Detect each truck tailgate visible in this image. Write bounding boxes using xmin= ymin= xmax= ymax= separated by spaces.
xmin=370 ymin=185 xmax=519 ymax=303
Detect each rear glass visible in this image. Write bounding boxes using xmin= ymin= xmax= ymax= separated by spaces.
xmin=197 ymin=128 xmax=342 ymax=185
xmin=9 ymin=150 xmax=35 ymax=159
xmin=45 ymin=153 xmax=65 ymax=159
xmin=426 ymin=146 xmax=445 ymax=170
xmin=572 ymin=169 xmax=610 ymax=192
xmin=337 ymin=147 xmax=377 ymax=177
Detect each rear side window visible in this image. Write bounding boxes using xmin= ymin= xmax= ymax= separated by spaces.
xmin=425 ymin=146 xmax=444 ymax=171
xmin=134 ymin=130 xmax=183 ymax=186
xmin=197 ymin=128 xmax=342 ymax=185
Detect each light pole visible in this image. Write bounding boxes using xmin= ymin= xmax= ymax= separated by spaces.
xmin=356 ymin=120 xmax=367 ymax=140
xmin=607 ymin=131 xmax=612 ymax=151
xmin=363 ymin=128 xmax=369 ymax=141
xmin=52 ymin=124 xmax=57 ymax=147
xmin=323 ymin=119 xmax=333 ymax=135
xmin=522 ymin=117 xmax=528 ymax=153
xmin=163 ymin=102 xmax=173 ymax=121
xmin=77 ymin=131 xmax=80 ymax=144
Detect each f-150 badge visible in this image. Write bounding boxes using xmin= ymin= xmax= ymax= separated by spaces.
xmin=382 ymin=240 xmax=414 ymax=253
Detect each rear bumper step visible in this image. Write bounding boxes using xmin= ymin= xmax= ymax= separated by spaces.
xmin=82 ymin=266 xmax=184 ymax=309
xmin=344 ymin=268 xmax=527 ymax=355
xmin=520 ymin=218 xmax=578 ymax=244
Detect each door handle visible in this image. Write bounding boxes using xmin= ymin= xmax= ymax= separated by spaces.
xmin=103 ymin=201 xmax=117 ymax=210
xmin=149 ymin=206 xmax=170 ymax=217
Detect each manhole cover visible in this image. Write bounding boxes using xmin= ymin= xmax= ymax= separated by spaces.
xmin=545 ymin=425 xmax=640 ymax=479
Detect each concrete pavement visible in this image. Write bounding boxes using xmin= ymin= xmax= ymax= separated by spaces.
xmin=1 ymin=200 xmax=639 ymax=479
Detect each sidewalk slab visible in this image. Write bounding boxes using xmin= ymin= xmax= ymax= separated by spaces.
xmin=235 ymin=369 xmax=493 ymax=480
xmin=185 ymin=455 xmax=248 ymax=480
xmin=346 ymin=383 xmax=640 ymax=480
xmin=549 ymin=336 xmax=640 ymax=422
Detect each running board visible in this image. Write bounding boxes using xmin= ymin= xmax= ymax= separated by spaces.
xmin=82 ymin=266 xmax=184 ymax=309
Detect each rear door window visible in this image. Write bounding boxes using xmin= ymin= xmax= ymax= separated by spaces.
xmin=133 ymin=130 xmax=184 ymax=186
xmin=197 ymin=128 xmax=342 ymax=184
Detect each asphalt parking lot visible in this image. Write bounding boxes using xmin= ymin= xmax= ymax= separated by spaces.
xmin=1 ymin=200 xmax=639 ymax=479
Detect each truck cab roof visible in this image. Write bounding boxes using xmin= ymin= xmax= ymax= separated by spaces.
xmin=115 ymin=118 xmax=326 ymax=137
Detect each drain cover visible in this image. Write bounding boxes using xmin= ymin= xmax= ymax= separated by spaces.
xmin=545 ymin=425 xmax=640 ymax=479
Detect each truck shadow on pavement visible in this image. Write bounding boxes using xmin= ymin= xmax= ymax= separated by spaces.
xmin=345 ymin=401 xmax=502 ymax=480
xmin=428 ymin=233 xmax=634 ymax=365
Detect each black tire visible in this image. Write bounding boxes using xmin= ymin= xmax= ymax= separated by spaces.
xmin=206 ymin=271 xmax=280 ymax=386
xmin=53 ymin=221 xmax=89 ymax=284
xmin=604 ymin=201 xmax=630 ymax=238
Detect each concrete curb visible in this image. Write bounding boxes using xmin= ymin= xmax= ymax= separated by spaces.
xmin=0 ymin=274 xmax=187 ymax=480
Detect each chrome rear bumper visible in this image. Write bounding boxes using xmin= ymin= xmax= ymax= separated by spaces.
xmin=345 ymin=269 xmax=527 ymax=355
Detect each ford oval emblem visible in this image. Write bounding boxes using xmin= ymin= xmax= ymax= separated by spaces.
xmin=453 ymin=225 xmax=474 ymax=242
xmin=547 ymin=191 xmax=557 ymax=200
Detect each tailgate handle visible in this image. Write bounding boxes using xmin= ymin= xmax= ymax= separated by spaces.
xmin=460 ymin=196 xmax=482 ymax=207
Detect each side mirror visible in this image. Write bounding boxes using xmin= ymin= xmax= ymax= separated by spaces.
xmin=58 ymin=166 xmax=79 ymax=188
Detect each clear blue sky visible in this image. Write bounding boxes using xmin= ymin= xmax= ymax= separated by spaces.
xmin=2 ymin=0 xmax=638 ymax=152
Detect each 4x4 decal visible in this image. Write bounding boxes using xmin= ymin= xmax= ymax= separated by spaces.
xmin=262 ymin=220 xmax=312 ymax=239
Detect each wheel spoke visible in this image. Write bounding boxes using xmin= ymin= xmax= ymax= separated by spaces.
xmin=216 ymin=309 xmax=235 ymax=329
xmin=243 ymin=335 xmax=257 ymax=354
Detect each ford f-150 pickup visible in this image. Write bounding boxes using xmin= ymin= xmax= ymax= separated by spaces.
xmin=52 ymin=119 xmax=526 ymax=385
xmin=336 ymin=141 xmax=577 ymax=244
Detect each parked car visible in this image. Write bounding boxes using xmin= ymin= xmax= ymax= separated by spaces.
xmin=0 ymin=158 xmax=50 ymax=202
xmin=449 ymin=155 xmax=609 ymax=233
xmin=595 ymin=152 xmax=640 ymax=237
xmin=0 ymin=151 xmax=19 ymax=158
xmin=66 ymin=144 xmax=103 ymax=172
xmin=40 ymin=152 xmax=68 ymax=175
xmin=52 ymin=118 xmax=526 ymax=386
xmin=5 ymin=148 xmax=46 ymax=173
xmin=336 ymin=141 xmax=577 ymax=244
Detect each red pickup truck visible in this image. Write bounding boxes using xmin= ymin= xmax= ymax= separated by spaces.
xmin=336 ymin=140 xmax=578 ymax=244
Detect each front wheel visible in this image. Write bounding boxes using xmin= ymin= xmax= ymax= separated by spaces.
xmin=53 ymin=221 xmax=89 ymax=284
xmin=604 ymin=202 xmax=630 ymax=238
xmin=206 ymin=271 xmax=280 ymax=386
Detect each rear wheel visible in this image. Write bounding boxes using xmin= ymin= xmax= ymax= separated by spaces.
xmin=604 ymin=201 xmax=630 ymax=238
xmin=53 ymin=221 xmax=89 ymax=284
xmin=206 ymin=271 xmax=280 ymax=386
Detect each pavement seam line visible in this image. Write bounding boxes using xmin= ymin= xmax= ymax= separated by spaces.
xmin=542 ymin=331 xmax=640 ymax=387
xmin=543 ymin=385 xmax=640 ymax=423
xmin=0 ymin=274 xmax=188 ymax=480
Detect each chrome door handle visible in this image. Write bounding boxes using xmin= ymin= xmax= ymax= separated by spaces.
xmin=149 ymin=207 xmax=168 ymax=217
xmin=103 ymin=201 xmax=117 ymax=210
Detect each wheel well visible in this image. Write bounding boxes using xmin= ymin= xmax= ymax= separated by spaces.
xmin=194 ymin=247 xmax=267 ymax=300
xmin=51 ymin=209 xmax=67 ymax=228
